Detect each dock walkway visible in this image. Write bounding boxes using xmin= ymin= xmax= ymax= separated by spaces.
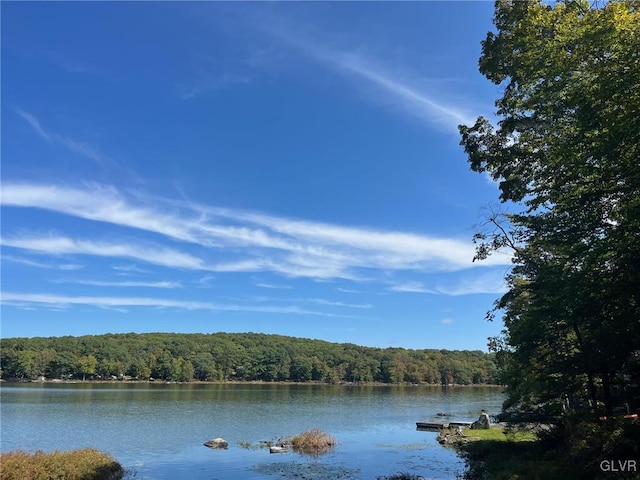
xmin=416 ymin=421 xmax=473 ymax=430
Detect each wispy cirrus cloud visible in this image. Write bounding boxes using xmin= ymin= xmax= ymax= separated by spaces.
xmin=389 ymin=282 xmax=436 ymax=294
xmin=14 ymin=110 xmax=145 ymax=185
xmin=112 ymin=264 xmax=149 ymax=274
xmin=255 ymin=20 xmax=476 ymax=131
xmin=194 ymin=275 xmax=216 ymax=289
xmin=389 ymin=270 xmax=508 ymax=296
xmin=1 ymin=182 xmax=512 ymax=283
xmin=251 ymin=295 xmax=371 ymax=310
xmin=336 ymin=287 xmax=361 ymax=294
xmin=52 ymin=279 xmax=182 ymax=289
xmin=44 ymin=50 xmax=101 ymax=76
xmin=16 ymin=110 xmax=114 ymax=167
xmin=178 ymin=72 xmax=255 ymax=100
xmin=325 ymin=52 xmax=475 ymax=130
xmin=184 ymin=9 xmax=479 ymax=129
xmin=301 ymin=297 xmax=371 ymax=309
xmin=433 ymin=271 xmax=508 ymax=296
xmin=1 ymin=235 xmax=207 ymax=270
xmin=54 ymin=59 xmax=100 ymax=76
xmin=2 ymin=255 xmax=83 ymax=271
xmin=253 ymin=280 xmax=292 ymax=290
xmin=0 ymin=291 xmax=359 ymax=318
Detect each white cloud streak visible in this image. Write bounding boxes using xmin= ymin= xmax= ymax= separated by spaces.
xmin=389 ymin=282 xmax=437 ymax=294
xmin=254 ymin=282 xmax=292 ymax=290
xmin=1 ymin=182 xmax=512 ymax=283
xmin=2 ymin=255 xmax=83 ymax=271
xmin=434 ymin=273 xmax=508 ymax=296
xmin=178 ymin=73 xmax=255 ymax=100
xmin=336 ymin=287 xmax=361 ymax=294
xmin=0 ymin=292 xmax=357 ymax=318
xmin=330 ymin=53 xmax=475 ymax=129
xmin=112 ymin=264 xmax=148 ymax=274
xmin=1 ymin=235 xmax=207 ymax=270
xmin=301 ymin=297 xmax=371 ymax=309
xmin=16 ymin=110 xmax=114 ymax=167
xmin=257 ymin=23 xmax=476 ymax=131
xmin=389 ymin=271 xmax=508 ymax=296
xmin=53 ymin=279 xmax=182 ymax=289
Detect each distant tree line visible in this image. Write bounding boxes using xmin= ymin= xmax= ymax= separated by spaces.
xmin=0 ymin=332 xmax=499 ymax=385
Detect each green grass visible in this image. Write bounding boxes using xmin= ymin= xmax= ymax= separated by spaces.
xmin=0 ymin=448 xmax=125 ymax=480
xmin=454 ymin=421 xmax=640 ymax=480
xmin=454 ymin=426 xmax=581 ymax=480
xmin=462 ymin=426 xmax=538 ymax=442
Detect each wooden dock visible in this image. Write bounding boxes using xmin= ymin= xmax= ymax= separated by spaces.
xmin=416 ymin=421 xmax=473 ymax=430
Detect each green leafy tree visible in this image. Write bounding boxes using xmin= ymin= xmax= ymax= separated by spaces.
xmin=460 ymin=0 xmax=640 ymax=416
xmin=129 ymin=357 xmax=152 ymax=380
xmin=151 ymin=350 xmax=173 ymax=380
xmin=169 ymin=356 xmax=194 ymax=382
xmin=77 ymin=355 xmax=98 ymax=381
xmin=290 ymin=356 xmax=313 ymax=382
xmin=191 ymin=352 xmax=220 ymax=381
xmin=34 ymin=348 xmax=57 ymax=378
xmin=48 ymin=351 xmax=77 ymax=379
xmin=15 ymin=350 xmax=37 ymax=380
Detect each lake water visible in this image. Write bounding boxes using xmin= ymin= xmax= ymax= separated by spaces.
xmin=0 ymin=383 xmax=504 ymax=479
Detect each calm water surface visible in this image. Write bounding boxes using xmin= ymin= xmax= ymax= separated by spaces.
xmin=0 ymin=383 xmax=504 ymax=479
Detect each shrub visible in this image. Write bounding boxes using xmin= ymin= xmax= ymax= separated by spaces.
xmin=562 ymin=418 xmax=640 ymax=477
xmin=0 ymin=448 xmax=124 ymax=480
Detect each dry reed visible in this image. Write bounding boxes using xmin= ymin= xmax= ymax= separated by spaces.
xmin=0 ymin=448 xmax=124 ymax=480
xmin=289 ymin=428 xmax=336 ymax=456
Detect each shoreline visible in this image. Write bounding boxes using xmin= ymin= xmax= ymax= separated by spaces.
xmin=0 ymin=378 xmax=505 ymax=388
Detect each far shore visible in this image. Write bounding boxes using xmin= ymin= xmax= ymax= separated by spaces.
xmin=0 ymin=378 xmax=505 ymax=388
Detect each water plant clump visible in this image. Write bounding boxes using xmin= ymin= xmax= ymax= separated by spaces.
xmin=288 ymin=428 xmax=336 ymax=456
xmin=253 ymin=461 xmax=360 ymax=479
xmin=376 ymin=473 xmax=425 ymax=480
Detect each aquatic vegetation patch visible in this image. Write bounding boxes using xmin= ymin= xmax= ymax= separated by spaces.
xmin=239 ymin=439 xmax=277 ymax=450
xmin=0 ymin=448 xmax=125 ymax=480
xmin=257 ymin=429 xmax=337 ymax=457
xmin=376 ymin=473 xmax=425 ymax=480
xmin=374 ymin=442 xmax=433 ymax=451
xmin=253 ymin=461 xmax=360 ymax=479
xmin=289 ymin=428 xmax=336 ymax=456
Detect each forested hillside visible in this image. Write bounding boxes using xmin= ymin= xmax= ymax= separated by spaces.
xmin=0 ymin=332 xmax=498 ymax=385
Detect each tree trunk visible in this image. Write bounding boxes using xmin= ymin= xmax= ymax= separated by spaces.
xmin=586 ymin=371 xmax=598 ymax=413
xmin=602 ymin=371 xmax=613 ymax=416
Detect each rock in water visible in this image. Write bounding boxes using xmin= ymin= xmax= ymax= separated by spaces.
xmin=204 ymin=437 xmax=229 ymax=449
xmin=269 ymin=446 xmax=289 ymax=454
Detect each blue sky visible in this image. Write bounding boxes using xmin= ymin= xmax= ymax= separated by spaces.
xmin=1 ymin=2 xmax=511 ymax=351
